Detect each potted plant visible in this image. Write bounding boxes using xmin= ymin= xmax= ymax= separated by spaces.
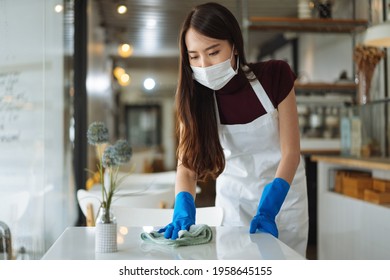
xmin=86 ymin=121 xmax=133 ymax=253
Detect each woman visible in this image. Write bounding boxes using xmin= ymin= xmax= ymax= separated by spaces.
xmin=159 ymin=2 xmax=308 ymax=257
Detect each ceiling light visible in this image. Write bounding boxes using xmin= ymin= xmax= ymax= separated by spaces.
xmin=117 ymin=4 xmax=127 ymax=14
xmin=113 ymin=66 xmax=125 ymax=79
xmin=118 ymin=73 xmax=131 ymax=87
xmin=117 ymin=43 xmax=133 ymax=58
xmin=54 ymin=4 xmax=63 ymax=13
xmin=143 ymin=78 xmax=156 ymax=90
xmin=364 ymin=22 xmax=390 ymax=47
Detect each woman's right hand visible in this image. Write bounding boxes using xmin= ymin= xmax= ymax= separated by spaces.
xmin=158 ymin=191 xmax=196 ymax=240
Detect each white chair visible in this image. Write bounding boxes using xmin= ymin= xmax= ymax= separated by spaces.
xmin=117 ymin=171 xmax=176 ymax=186
xmin=77 ymin=183 xmax=175 ymax=226
xmin=77 ymin=189 xmax=101 ymax=226
xmin=112 ymin=205 xmax=224 ymax=227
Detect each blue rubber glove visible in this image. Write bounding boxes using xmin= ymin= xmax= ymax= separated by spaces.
xmin=158 ymin=191 xmax=196 ymax=240
xmin=249 ymin=178 xmax=290 ymax=238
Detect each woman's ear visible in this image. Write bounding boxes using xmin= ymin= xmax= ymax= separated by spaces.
xmin=231 ymin=44 xmax=238 ymax=56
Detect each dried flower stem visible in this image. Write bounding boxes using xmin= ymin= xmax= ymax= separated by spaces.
xmin=87 ymin=122 xmax=133 ymax=223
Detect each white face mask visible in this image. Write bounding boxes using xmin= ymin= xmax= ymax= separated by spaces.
xmin=190 ymin=49 xmax=238 ymax=90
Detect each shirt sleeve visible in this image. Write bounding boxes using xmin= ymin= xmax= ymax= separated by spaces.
xmin=250 ymin=60 xmax=297 ymax=108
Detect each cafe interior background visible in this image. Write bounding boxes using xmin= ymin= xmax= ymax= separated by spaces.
xmin=1 ymin=0 xmax=390 ymax=260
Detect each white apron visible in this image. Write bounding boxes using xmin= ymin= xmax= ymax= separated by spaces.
xmin=214 ymin=71 xmax=309 ymax=257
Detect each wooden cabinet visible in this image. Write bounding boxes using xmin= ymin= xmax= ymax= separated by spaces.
xmin=312 ymin=155 xmax=390 ymax=259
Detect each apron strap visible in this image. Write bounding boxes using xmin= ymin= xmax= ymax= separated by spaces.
xmin=213 ymin=91 xmax=222 ymax=125
xmin=245 ymin=70 xmax=275 ymax=113
xmin=214 ymin=67 xmax=276 ymax=125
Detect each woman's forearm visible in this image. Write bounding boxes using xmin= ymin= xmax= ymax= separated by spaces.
xmin=275 ymin=150 xmax=301 ymax=184
xmin=175 ymin=161 xmax=198 ymax=197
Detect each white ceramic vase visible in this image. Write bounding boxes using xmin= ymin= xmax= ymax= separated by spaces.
xmin=95 ymin=207 xmax=117 ymax=253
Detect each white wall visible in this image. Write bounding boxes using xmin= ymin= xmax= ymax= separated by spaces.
xmin=298 ymin=34 xmax=354 ymax=83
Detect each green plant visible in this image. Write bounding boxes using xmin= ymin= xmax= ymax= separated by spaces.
xmin=87 ymin=122 xmax=132 ymax=223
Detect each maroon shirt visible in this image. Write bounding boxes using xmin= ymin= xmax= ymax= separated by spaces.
xmin=215 ymin=60 xmax=296 ymax=125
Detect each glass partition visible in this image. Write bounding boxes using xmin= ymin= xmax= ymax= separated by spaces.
xmin=0 ymin=0 xmax=77 ymax=259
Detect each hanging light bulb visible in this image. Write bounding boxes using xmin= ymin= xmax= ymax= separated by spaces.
xmin=118 ymin=73 xmax=131 ymax=87
xmin=117 ymin=43 xmax=133 ymax=58
xmin=117 ymin=4 xmax=127 ymax=14
xmin=113 ymin=66 xmax=125 ymax=80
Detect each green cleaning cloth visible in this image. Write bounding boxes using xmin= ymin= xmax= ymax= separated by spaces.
xmin=140 ymin=224 xmax=213 ymax=247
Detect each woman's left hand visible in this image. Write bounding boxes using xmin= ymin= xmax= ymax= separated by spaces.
xmin=249 ymin=178 xmax=290 ymax=237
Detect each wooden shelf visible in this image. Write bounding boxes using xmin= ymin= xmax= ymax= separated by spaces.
xmin=294 ymin=82 xmax=357 ymax=92
xmin=248 ymin=17 xmax=368 ymax=33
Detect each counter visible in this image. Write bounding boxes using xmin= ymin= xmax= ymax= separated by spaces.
xmin=312 ymin=155 xmax=390 ymax=259
xmin=301 ymin=138 xmax=340 ymax=155
xmin=311 ymin=155 xmax=390 ymax=171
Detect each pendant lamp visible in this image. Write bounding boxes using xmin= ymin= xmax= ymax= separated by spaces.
xmin=363 ymin=21 xmax=390 ymax=47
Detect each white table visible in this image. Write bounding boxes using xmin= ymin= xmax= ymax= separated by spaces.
xmin=41 ymin=226 xmax=305 ymax=260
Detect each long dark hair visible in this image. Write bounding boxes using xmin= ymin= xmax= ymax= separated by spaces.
xmin=175 ymin=2 xmax=249 ymax=181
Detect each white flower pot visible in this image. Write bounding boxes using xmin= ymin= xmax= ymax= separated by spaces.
xmin=95 ymin=207 xmax=117 ymax=253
